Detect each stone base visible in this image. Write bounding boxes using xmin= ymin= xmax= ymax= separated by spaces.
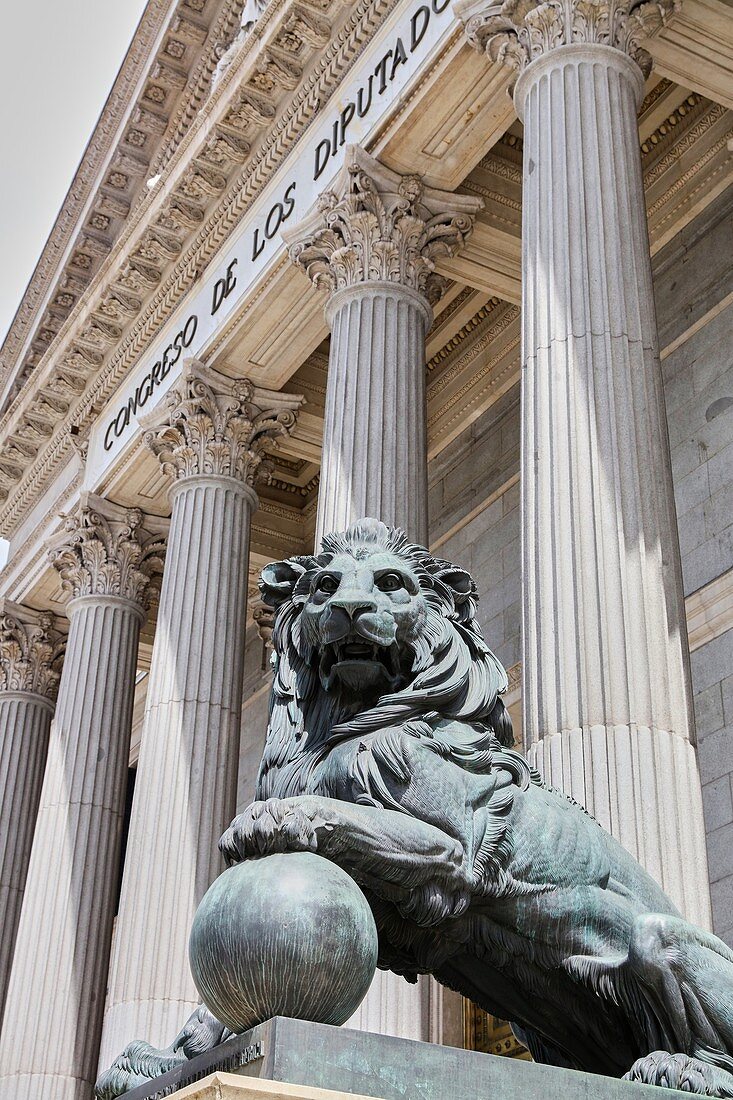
xmin=123 ymin=1016 xmax=691 ymax=1100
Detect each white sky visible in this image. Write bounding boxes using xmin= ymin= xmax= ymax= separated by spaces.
xmin=0 ymin=1 xmax=150 ymax=346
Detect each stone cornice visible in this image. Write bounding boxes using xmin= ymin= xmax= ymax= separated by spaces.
xmin=48 ymin=493 xmax=168 ymax=609
xmin=142 ymin=358 xmax=303 ymax=484
xmin=284 ymin=145 xmax=483 ymax=306
xmin=0 ymin=601 xmax=66 ymax=703
xmin=0 ymin=0 xmax=243 ymax=408
xmin=0 ymin=0 xmax=392 ymax=537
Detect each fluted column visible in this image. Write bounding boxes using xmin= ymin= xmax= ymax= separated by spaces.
xmin=0 ymin=499 xmax=165 ymax=1100
xmin=458 ymin=0 xmax=711 ymax=924
xmin=0 ymin=603 xmax=65 ymax=1023
xmin=286 ymin=145 xmax=482 ymax=546
xmin=286 ymin=147 xmax=481 ymax=1040
xmin=99 ymin=361 xmax=302 ymax=1065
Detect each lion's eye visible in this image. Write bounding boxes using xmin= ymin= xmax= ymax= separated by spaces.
xmin=376 ymin=573 xmax=403 ymax=593
xmin=316 ymin=574 xmax=339 ymax=594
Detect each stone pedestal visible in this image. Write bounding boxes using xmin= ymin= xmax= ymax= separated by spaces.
xmin=99 ymin=363 xmax=302 ymax=1066
xmin=0 ymin=602 xmax=65 ymax=1023
xmin=0 ymin=499 xmax=165 ymax=1100
xmin=457 ymin=3 xmax=711 ymax=925
xmin=286 ymin=145 xmax=482 ymax=547
xmin=116 ymin=1016 xmax=687 ymax=1100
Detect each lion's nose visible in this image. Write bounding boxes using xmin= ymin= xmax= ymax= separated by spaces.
xmin=329 ymin=593 xmax=377 ymax=620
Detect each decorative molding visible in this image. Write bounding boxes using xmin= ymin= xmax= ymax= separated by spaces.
xmin=0 ymin=0 xmax=246 ymax=407
xmin=0 ymin=0 xmax=172 ymax=391
xmin=456 ymin=0 xmax=678 ymax=79
xmin=686 ymin=568 xmax=733 ymax=653
xmin=142 ymin=358 xmax=303 ymax=485
xmin=267 ymin=472 xmax=319 ymax=497
xmin=285 ymin=145 xmax=483 ymax=306
xmin=427 ymin=302 xmax=520 ymax=438
xmin=427 ymin=296 xmax=504 ymax=372
xmin=640 ymin=90 xmax=701 ymax=155
xmin=252 ymin=598 xmax=274 ymax=646
xmin=48 ymin=493 xmax=168 ymax=609
xmin=0 ymin=601 xmax=66 ymax=702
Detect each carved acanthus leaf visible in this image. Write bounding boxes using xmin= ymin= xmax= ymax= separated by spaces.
xmin=0 ymin=602 xmax=66 ymax=702
xmin=457 ymin=0 xmax=678 ymax=78
xmin=285 ymin=146 xmax=483 ymax=306
xmin=49 ymin=494 xmax=167 ymax=609
xmin=141 ymin=360 xmax=303 ymax=487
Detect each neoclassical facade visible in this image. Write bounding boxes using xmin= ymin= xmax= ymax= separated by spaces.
xmin=0 ymin=0 xmax=731 ymax=1096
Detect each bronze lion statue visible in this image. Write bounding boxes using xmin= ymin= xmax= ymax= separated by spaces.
xmin=98 ymin=519 xmax=733 ymax=1098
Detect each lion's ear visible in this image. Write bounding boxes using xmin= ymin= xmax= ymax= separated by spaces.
xmin=259 ymin=559 xmax=309 ymax=608
xmin=434 ymin=566 xmax=474 ymax=603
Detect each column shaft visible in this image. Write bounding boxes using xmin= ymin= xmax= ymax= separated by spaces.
xmin=286 ymin=145 xmax=481 ymax=1044
xmin=100 ymin=478 xmax=254 ymax=1061
xmin=0 ymin=692 xmax=53 ymax=1023
xmin=0 ymin=597 xmax=142 ymax=1100
xmin=517 ymin=45 xmax=710 ymax=924
xmin=319 ymin=284 xmax=434 ymax=1040
xmin=318 ymin=285 xmax=430 ymax=545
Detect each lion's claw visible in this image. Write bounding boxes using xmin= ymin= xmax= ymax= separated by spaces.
xmin=219 ymin=798 xmax=322 ymax=864
xmin=625 ymin=1052 xmax=733 ymax=1096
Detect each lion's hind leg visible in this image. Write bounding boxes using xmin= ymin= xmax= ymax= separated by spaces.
xmin=564 ymin=913 xmax=733 ymax=1095
xmin=626 ymin=914 xmax=733 ymax=1056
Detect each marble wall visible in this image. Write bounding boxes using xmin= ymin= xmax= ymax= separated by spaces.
xmin=427 ymin=384 xmax=521 ymax=674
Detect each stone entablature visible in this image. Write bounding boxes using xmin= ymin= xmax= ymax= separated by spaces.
xmin=0 ymin=0 xmax=246 ymax=417
xmin=0 ymin=0 xmax=356 ymax=514
xmin=0 ymin=0 xmax=362 ymax=524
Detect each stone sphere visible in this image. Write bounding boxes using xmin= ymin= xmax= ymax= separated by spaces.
xmin=189 ymin=852 xmax=378 ymax=1034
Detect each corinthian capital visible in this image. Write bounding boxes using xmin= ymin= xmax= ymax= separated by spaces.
xmin=456 ymin=0 xmax=677 ymax=78
xmin=141 ymin=359 xmax=304 ymax=487
xmin=285 ymin=146 xmax=483 ymax=306
xmin=0 ymin=602 xmax=66 ymax=702
xmin=49 ymin=494 xmax=167 ymax=611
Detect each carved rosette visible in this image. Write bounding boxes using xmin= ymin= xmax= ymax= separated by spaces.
xmin=141 ymin=360 xmax=303 ymax=488
xmin=457 ymin=0 xmax=678 ymax=79
xmin=0 ymin=603 xmax=66 ymax=702
xmin=285 ymin=146 xmax=483 ymax=307
xmin=49 ymin=494 xmax=167 ymax=612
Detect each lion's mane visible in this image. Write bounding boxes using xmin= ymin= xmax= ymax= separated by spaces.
xmin=255 ymin=520 xmax=530 ymax=811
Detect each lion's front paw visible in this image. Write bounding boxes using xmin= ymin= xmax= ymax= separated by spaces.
xmin=219 ymin=798 xmax=322 ymax=864
xmin=625 ymin=1052 xmax=733 ymax=1096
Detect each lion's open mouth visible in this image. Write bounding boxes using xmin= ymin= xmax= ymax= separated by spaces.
xmin=320 ymin=637 xmax=401 ymax=689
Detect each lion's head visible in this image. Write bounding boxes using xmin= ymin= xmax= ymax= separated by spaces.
xmin=255 ymin=518 xmax=519 ymax=800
